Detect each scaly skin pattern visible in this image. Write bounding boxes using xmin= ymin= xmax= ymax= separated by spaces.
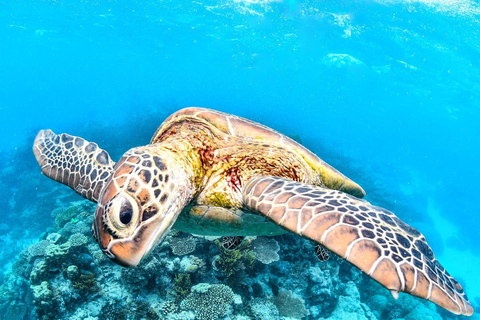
xmin=146 ymin=107 xmax=365 ymax=236
xmin=151 ymin=107 xmax=365 ymax=209
xmin=32 ymin=107 xmax=474 ymax=315
xmin=243 ymin=176 xmax=474 ymax=316
xmin=93 ymin=143 xmax=199 ymax=267
xmin=33 ymin=129 xmax=115 ymax=202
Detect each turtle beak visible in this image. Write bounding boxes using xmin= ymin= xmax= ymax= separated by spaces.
xmin=105 ymin=221 xmax=172 ymax=267
xmin=93 ymin=206 xmax=146 ymax=267
xmin=104 ymin=239 xmax=145 ymax=268
xmin=93 ymin=204 xmax=176 ymax=267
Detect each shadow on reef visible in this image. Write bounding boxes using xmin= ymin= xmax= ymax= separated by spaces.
xmin=0 ymin=200 xmax=473 ymax=320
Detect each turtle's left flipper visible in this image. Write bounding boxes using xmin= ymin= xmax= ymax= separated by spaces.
xmin=33 ymin=129 xmax=115 ymax=202
xmin=243 ymin=176 xmax=473 ymax=316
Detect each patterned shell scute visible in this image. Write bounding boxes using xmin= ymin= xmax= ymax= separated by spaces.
xmin=151 ymin=107 xmax=364 ymax=197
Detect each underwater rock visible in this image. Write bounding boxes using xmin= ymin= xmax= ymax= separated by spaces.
xmin=165 ymin=311 xmax=195 ymax=320
xmin=252 ymin=237 xmax=280 ymax=264
xmin=121 ymin=267 xmax=149 ymax=288
xmin=69 ymin=300 xmax=103 ymax=319
xmin=88 ymin=243 xmax=109 ymax=263
xmin=308 ymin=266 xmax=334 ymax=303
xmin=141 ymin=255 xmax=164 ymax=278
xmin=180 ymin=283 xmax=234 ymax=320
xmin=273 ymin=289 xmax=308 ymax=319
xmin=179 ymin=256 xmax=197 ymax=273
xmin=309 ymin=266 xmax=333 ymax=286
xmin=61 ymin=219 xmax=91 ymax=237
xmin=404 ymin=300 xmax=442 ymax=320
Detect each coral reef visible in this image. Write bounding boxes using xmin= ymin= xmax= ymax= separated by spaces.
xmin=248 ymin=298 xmax=279 ymax=318
xmin=0 ymin=200 xmax=473 ymax=320
xmin=252 ymin=237 xmax=280 ymax=265
xmin=180 ymin=283 xmax=234 ymax=320
xmin=273 ymin=290 xmax=308 ymax=319
xmin=169 ymin=236 xmax=197 ymax=256
xmin=320 ymin=281 xmax=376 ymax=320
xmin=213 ymin=239 xmax=255 ymax=281
xmin=51 ymin=201 xmax=91 ymax=229
xmin=170 ymin=273 xmax=192 ymax=302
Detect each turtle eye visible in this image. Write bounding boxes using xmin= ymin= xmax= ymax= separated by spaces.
xmin=119 ymin=201 xmax=133 ymax=225
xmin=107 ymin=193 xmax=139 ymax=234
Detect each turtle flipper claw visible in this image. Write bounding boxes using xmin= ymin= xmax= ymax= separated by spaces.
xmin=243 ymin=176 xmax=474 ymax=316
xmin=33 ymin=129 xmax=115 ymax=202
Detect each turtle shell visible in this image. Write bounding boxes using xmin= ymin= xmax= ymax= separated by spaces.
xmin=151 ymin=107 xmax=365 ymax=198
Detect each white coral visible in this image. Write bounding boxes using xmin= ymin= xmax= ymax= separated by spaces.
xmin=252 ymin=237 xmax=280 ymax=264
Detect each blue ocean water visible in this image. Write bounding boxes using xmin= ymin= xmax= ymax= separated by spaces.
xmin=1 ymin=0 xmax=480 ymax=319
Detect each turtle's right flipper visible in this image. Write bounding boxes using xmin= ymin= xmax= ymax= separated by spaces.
xmin=33 ymin=129 xmax=115 ymax=202
xmin=243 ymin=176 xmax=474 ymax=316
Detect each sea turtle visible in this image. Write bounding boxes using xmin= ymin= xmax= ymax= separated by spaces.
xmin=33 ymin=107 xmax=473 ymax=316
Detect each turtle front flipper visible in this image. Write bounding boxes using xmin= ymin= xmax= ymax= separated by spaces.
xmin=243 ymin=176 xmax=473 ymax=316
xmin=33 ymin=129 xmax=115 ymax=202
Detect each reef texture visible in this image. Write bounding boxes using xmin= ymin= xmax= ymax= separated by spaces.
xmin=0 ymin=200 xmax=476 ymax=320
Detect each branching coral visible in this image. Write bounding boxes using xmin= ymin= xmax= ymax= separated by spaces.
xmin=68 ymin=233 xmax=88 ymax=247
xmin=51 ymin=205 xmax=82 ymax=229
xmin=180 ymin=283 xmax=234 ymax=320
xmin=247 ymin=298 xmax=279 ymax=319
xmin=161 ymin=300 xmax=178 ymax=315
xmin=26 ymin=240 xmax=51 ymax=260
xmin=169 ymin=273 xmax=192 ymax=302
xmin=71 ymin=273 xmax=98 ymax=292
xmin=169 ymin=236 xmax=197 ymax=256
xmin=213 ymin=239 xmax=255 ymax=280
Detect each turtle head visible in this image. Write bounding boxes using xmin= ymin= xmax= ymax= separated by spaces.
xmin=92 ymin=145 xmax=194 ymax=267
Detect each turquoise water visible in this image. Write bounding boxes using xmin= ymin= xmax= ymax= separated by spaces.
xmin=1 ymin=0 xmax=479 ymax=319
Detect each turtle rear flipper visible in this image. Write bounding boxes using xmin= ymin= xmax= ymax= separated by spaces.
xmin=243 ymin=176 xmax=473 ymax=316
xmin=315 ymin=244 xmax=330 ymax=261
xmin=33 ymin=129 xmax=115 ymax=202
xmin=222 ymin=236 xmax=244 ymax=250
